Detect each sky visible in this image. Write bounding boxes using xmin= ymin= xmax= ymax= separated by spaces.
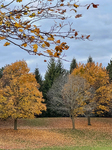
xmin=0 ymin=0 xmax=112 ymax=78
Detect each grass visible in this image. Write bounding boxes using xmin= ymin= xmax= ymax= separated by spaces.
xmin=0 ymin=117 xmax=112 ymax=149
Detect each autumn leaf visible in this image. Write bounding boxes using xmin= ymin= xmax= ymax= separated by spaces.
xmin=21 ymin=43 xmax=27 ymax=47
xmin=47 ymin=37 xmax=54 ymax=41
xmin=56 ymin=40 xmax=60 ymax=43
xmin=75 ymin=32 xmax=78 ymax=36
xmin=44 ymin=41 xmax=50 ymax=47
xmin=86 ymin=35 xmax=90 ymax=39
xmin=92 ymin=3 xmax=99 ymax=8
xmin=4 ymin=42 xmax=10 ymax=46
xmin=39 ymin=35 xmax=44 ymax=40
xmin=42 ymin=43 xmax=46 ymax=48
xmin=19 ymin=29 xmax=23 ymax=32
xmin=75 ymin=14 xmax=82 ymax=18
xmin=16 ymin=0 xmax=22 ymax=2
xmin=73 ymin=4 xmax=79 ymax=8
xmin=0 ymin=21 xmax=3 ymax=25
xmin=0 ymin=36 xmax=6 ymax=40
xmin=87 ymin=5 xmax=90 ymax=9
xmin=70 ymin=9 xmax=77 ymax=13
xmin=14 ymin=22 xmax=22 ymax=28
xmin=29 ymin=13 xmax=36 ymax=18
xmin=33 ymin=44 xmax=38 ymax=53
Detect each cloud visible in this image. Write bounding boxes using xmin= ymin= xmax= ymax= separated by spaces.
xmin=0 ymin=0 xmax=112 ymax=78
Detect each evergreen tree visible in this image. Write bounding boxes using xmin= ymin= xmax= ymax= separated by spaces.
xmin=42 ymin=58 xmax=67 ymax=116
xmin=106 ymin=59 xmax=112 ymax=83
xmin=0 ymin=67 xmax=4 ymax=79
xmin=87 ymin=56 xmax=94 ymax=63
xmin=34 ymin=67 xmax=43 ymax=91
xmin=55 ymin=58 xmax=65 ymax=76
xmin=42 ymin=58 xmax=56 ymax=116
xmin=70 ymin=58 xmax=77 ymax=73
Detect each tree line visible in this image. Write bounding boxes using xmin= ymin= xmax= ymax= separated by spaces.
xmin=0 ymin=56 xmax=112 ymax=130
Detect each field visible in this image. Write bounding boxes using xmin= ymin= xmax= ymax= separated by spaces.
xmin=0 ymin=117 xmax=112 ymax=150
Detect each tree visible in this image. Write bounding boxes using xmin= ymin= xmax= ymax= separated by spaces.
xmin=0 ymin=60 xmax=46 ymax=130
xmin=47 ymin=74 xmax=92 ymax=129
xmin=47 ymin=72 xmax=69 ymax=117
xmin=87 ymin=56 xmax=94 ymax=63
xmin=106 ymin=59 xmax=112 ymax=83
xmin=0 ymin=67 xmax=4 ymax=79
xmin=70 ymin=58 xmax=77 ymax=73
xmin=72 ymin=62 xmax=111 ymax=117
xmin=34 ymin=67 xmax=43 ymax=91
xmin=55 ymin=58 xmax=65 ymax=76
xmin=83 ymin=86 xmax=96 ymax=125
xmin=0 ymin=0 xmax=98 ymax=58
xmin=62 ymin=75 xmax=92 ymax=129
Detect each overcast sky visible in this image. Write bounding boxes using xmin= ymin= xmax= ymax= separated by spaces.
xmin=0 ymin=0 xmax=112 ymax=78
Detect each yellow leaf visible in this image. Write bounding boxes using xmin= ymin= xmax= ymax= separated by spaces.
xmin=0 ymin=36 xmax=6 ymax=40
xmin=33 ymin=44 xmax=38 ymax=53
xmin=44 ymin=41 xmax=50 ymax=47
xmin=47 ymin=37 xmax=54 ymax=41
xmin=10 ymin=16 xmax=15 ymax=20
xmin=14 ymin=22 xmax=22 ymax=28
xmin=39 ymin=35 xmax=44 ymax=40
xmin=0 ymin=21 xmax=2 ymax=25
xmin=21 ymin=43 xmax=27 ymax=47
xmin=56 ymin=40 xmax=60 ymax=43
xmin=29 ymin=13 xmax=36 ymax=18
xmin=42 ymin=43 xmax=46 ymax=48
xmin=33 ymin=49 xmax=37 ymax=53
xmin=4 ymin=42 xmax=10 ymax=46
xmin=16 ymin=0 xmax=22 ymax=2
xmin=74 ymin=4 xmax=79 ymax=8
xmin=19 ymin=29 xmax=23 ymax=32
xmin=5 ymin=21 xmax=11 ymax=27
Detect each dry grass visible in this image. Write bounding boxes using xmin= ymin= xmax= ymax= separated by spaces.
xmin=0 ymin=117 xmax=112 ymax=149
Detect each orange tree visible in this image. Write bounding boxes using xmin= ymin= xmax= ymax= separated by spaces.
xmin=0 ymin=60 xmax=46 ymax=130
xmin=72 ymin=62 xmax=111 ymax=118
xmin=0 ymin=0 xmax=98 ymax=58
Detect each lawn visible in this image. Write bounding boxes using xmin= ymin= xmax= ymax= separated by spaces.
xmin=0 ymin=117 xmax=112 ymax=149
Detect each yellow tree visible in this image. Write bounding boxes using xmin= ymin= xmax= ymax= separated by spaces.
xmin=0 ymin=60 xmax=46 ymax=130
xmin=72 ymin=62 xmax=111 ymax=122
xmin=0 ymin=0 xmax=98 ymax=58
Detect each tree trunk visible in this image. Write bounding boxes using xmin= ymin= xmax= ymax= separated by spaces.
xmin=14 ymin=118 xmax=17 ymax=130
xmin=87 ymin=116 xmax=91 ymax=125
xmin=71 ymin=114 xmax=75 ymax=129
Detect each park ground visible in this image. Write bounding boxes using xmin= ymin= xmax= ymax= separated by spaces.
xmin=0 ymin=117 xmax=112 ymax=150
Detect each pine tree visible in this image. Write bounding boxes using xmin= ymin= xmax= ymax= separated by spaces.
xmin=87 ymin=56 xmax=94 ymax=63
xmin=0 ymin=67 xmax=4 ymax=79
xmin=42 ymin=58 xmax=67 ymax=116
xmin=106 ymin=59 xmax=112 ymax=83
xmin=34 ymin=67 xmax=43 ymax=91
xmin=70 ymin=58 xmax=77 ymax=73
xmin=55 ymin=58 xmax=65 ymax=76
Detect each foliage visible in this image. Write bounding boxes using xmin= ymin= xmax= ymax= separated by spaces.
xmin=55 ymin=58 xmax=65 ymax=76
xmin=0 ymin=60 xmax=46 ymax=129
xmin=0 ymin=67 xmax=4 ymax=78
xmin=72 ymin=62 xmax=111 ymax=116
xmin=0 ymin=0 xmax=98 ymax=58
xmin=106 ymin=59 xmax=112 ymax=82
xmin=70 ymin=58 xmax=77 ymax=73
xmin=87 ymin=56 xmax=94 ymax=64
xmin=42 ymin=58 xmax=66 ymax=116
xmin=34 ymin=67 xmax=43 ymax=91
